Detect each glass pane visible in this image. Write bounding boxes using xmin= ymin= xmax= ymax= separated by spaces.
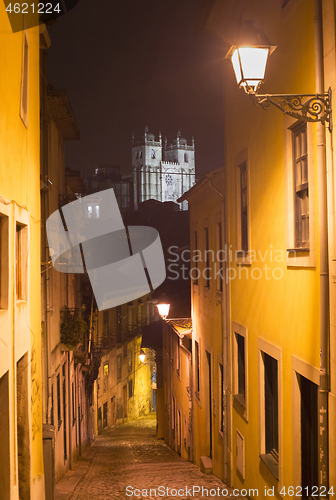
xmin=295 ymin=134 xmax=301 ymax=159
xmin=301 ymin=130 xmax=307 ymax=156
xmin=238 ymin=47 xmax=268 ymax=81
xmin=241 ymin=169 xmax=246 ymax=189
xmin=301 ymin=158 xmax=308 ymax=184
xmin=241 ymin=191 xmax=247 ymax=209
xmin=296 ymin=161 xmax=302 ymax=186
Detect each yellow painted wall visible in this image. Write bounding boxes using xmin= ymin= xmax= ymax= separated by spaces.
xmin=0 ymin=2 xmax=43 ymax=494
xmin=188 ymin=175 xmax=225 ymax=480
xmin=205 ymin=0 xmax=322 ymax=495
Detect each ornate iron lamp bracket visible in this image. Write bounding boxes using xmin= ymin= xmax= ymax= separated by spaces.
xmin=247 ymin=87 xmax=332 ymax=132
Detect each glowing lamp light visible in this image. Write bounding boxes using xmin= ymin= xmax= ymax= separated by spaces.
xmin=139 ymin=349 xmax=146 ymax=363
xmin=231 ymin=47 xmax=269 ymax=92
xmin=226 ymin=21 xmax=276 ymax=94
xmin=223 ymin=21 xmax=332 ymax=131
xmin=157 ymin=303 xmax=170 ymax=320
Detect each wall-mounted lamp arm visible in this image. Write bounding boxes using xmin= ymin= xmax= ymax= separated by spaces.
xmin=246 ymin=86 xmax=332 ymax=131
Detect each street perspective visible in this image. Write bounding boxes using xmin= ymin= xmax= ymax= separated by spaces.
xmin=1 ymin=0 xmax=336 ymax=499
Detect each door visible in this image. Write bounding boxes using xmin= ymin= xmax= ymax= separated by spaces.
xmin=300 ymin=375 xmax=318 ymax=498
xmin=206 ymin=350 xmax=212 ymax=458
xmin=123 ymin=385 xmax=127 ymax=418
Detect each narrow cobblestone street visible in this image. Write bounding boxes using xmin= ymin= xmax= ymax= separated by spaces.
xmin=55 ymin=416 xmax=246 ymax=500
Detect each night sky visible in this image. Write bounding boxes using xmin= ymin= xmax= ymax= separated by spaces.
xmin=47 ymin=0 xmax=224 ymax=178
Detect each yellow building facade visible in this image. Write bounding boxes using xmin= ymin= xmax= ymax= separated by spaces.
xmin=180 ymin=170 xmax=226 ymax=480
xmin=180 ymin=0 xmax=336 ymax=496
xmin=0 ymin=5 xmax=45 ymax=499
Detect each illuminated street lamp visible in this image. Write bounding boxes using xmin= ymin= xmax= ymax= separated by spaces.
xmin=139 ymin=349 xmax=146 ymax=363
xmin=139 ymin=348 xmax=156 ymax=365
xmin=156 ymin=302 xmax=170 ymax=320
xmin=226 ymin=20 xmax=276 ymax=93
xmin=225 ymin=21 xmax=332 ymax=130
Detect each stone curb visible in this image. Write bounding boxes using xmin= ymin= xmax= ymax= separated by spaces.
xmin=55 ymin=446 xmax=97 ymax=500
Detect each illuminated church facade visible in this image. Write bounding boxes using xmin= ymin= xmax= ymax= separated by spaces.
xmin=132 ymin=127 xmax=196 ymax=210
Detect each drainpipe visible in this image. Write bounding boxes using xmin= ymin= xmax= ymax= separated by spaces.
xmin=207 ymin=173 xmax=230 ymax=484
xmin=314 ymin=0 xmax=329 ymax=490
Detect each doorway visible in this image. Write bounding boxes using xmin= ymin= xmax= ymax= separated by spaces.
xmin=300 ymin=375 xmax=318 ymax=498
xmin=206 ymin=350 xmax=212 ymax=458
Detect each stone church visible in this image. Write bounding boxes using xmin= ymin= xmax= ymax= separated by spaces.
xmin=132 ymin=127 xmax=195 ymax=210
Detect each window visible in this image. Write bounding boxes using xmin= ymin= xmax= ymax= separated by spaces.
xmin=195 ymin=340 xmax=200 ymax=396
xmin=171 ymin=397 xmax=175 ymax=435
xmin=117 ymin=354 xmax=122 ymax=381
xmin=217 ymin=222 xmax=223 ymax=292
xmin=0 ymin=214 xmax=9 ymax=309
xmin=293 ymin=124 xmax=309 ymax=249
xmin=204 ymin=228 xmax=210 ymax=288
xmin=284 ymin=119 xmax=315 ymax=267
xmin=72 ymin=382 xmax=75 ymax=426
xmin=103 ymin=364 xmax=109 ymax=391
xmin=63 ymin=367 xmax=67 ymax=459
xmin=264 ymin=354 xmax=278 ymax=456
xmin=184 ymin=153 xmax=188 ymax=163
xmin=237 ymin=334 xmax=245 ymax=401
xmin=57 ymin=374 xmax=61 ymax=430
xmin=219 ymin=363 xmax=224 ymax=433
xmin=16 ymin=224 xmax=28 ymax=301
xmin=20 ymin=31 xmax=29 ymax=127
xmin=151 ymin=149 xmax=155 ymax=159
xmin=50 ymin=384 xmax=54 ymax=426
xmin=233 ymin=323 xmax=248 ymax=418
xmin=128 ymin=349 xmax=132 ymax=373
xmin=128 ymin=379 xmax=133 ymax=399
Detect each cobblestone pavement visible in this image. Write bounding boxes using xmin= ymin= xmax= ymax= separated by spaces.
xmin=56 ymin=416 xmax=246 ymax=500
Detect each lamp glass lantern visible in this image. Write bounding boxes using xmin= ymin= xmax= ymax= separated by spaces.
xmin=156 ymin=303 xmax=170 ymax=320
xmin=139 ymin=349 xmax=146 ymax=363
xmin=226 ymin=21 xmax=276 ymax=93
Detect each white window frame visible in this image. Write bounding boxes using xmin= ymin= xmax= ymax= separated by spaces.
xmin=235 ymin=150 xmax=251 ymax=265
xmin=232 ymin=322 xmax=248 ymax=421
xmin=284 ymin=118 xmax=315 ymax=267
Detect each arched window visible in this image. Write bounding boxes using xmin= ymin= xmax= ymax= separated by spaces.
xmin=184 ymin=153 xmax=188 ymax=163
xmin=151 ymin=149 xmax=155 ymax=159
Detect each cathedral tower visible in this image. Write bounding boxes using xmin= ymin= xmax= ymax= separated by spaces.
xmin=132 ymin=128 xmax=195 ymax=210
